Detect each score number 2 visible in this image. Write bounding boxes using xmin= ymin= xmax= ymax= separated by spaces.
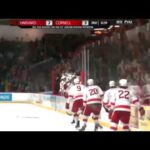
xmin=46 ymin=20 xmax=53 ymax=26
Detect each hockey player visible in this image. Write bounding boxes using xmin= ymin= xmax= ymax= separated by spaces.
xmin=59 ymin=76 xmax=67 ymax=96
xmin=142 ymin=79 xmax=150 ymax=105
xmin=109 ymin=79 xmax=145 ymax=131
xmin=63 ymin=72 xmax=77 ymax=98
xmin=79 ymin=79 xmax=104 ymax=131
xmin=128 ymin=81 xmax=143 ymax=104
xmin=103 ymin=80 xmax=117 ymax=120
xmin=65 ymin=78 xmax=85 ymax=128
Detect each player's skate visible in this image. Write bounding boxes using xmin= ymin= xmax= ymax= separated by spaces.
xmin=94 ymin=123 xmax=103 ymax=131
xmin=71 ymin=119 xmax=75 ymax=124
xmin=75 ymin=120 xmax=80 ymax=128
xmin=79 ymin=125 xmax=86 ymax=131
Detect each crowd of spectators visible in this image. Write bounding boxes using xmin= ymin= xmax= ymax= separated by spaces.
xmin=81 ymin=29 xmax=150 ymax=90
xmin=0 ymin=38 xmax=28 ymax=92
xmin=0 ymin=34 xmax=90 ymax=92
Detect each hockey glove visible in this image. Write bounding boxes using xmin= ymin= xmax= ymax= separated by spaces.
xmin=103 ymin=105 xmax=109 ymax=113
xmin=139 ymin=107 xmax=145 ymax=116
xmin=65 ymin=102 xmax=70 ymax=109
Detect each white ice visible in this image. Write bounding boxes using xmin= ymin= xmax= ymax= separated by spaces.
xmin=0 ymin=103 xmax=110 ymax=131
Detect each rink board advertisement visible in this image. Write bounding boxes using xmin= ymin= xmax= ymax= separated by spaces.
xmin=30 ymin=93 xmax=66 ymax=110
xmin=0 ymin=93 xmax=12 ymax=101
xmin=12 ymin=93 xmax=31 ymax=101
xmin=0 ymin=92 xmax=66 ymax=110
xmin=40 ymin=94 xmax=52 ymax=106
xmin=49 ymin=95 xmax=66 ymax=110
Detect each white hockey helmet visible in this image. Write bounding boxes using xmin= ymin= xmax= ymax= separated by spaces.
xmin=87 ymin=79 xmax=94 ymax=86
xmin=109 ymin=80 xmax=116 ymax=87
xmin=61 ymin=76 xmax=66 ymax=80
xmin=119 ymin=79 xmax=128 ymax=87
xmin=74 ymin=78 xmax=80 ymax=84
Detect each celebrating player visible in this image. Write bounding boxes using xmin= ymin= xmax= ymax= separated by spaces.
xmin=65 ymin=78 xmax=85 ymax=128
xmin=103 ymin=80 xmax=117 ymax=120
xmin=79 ymin=79 xmax=104 ymax=131
xmin=109 ymin=79 xmax=145 ymax=131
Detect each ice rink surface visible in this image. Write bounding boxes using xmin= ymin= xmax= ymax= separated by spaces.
xmin=0 ymin=103 xmax=110 ymax=131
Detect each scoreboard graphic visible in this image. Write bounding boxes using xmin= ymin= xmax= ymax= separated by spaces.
xmin=9 ymin=19 xmax=134 ymax=29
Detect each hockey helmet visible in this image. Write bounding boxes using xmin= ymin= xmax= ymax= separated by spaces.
xmin=119 ymin=79 xmax=128 ymax=87
xmin=74 ymin=78 xmax=80 ymax=84
xmin=109 ymin=80 xmax=116 ymax=87
xmin=87 ymin=79 xmax=94 ymax=86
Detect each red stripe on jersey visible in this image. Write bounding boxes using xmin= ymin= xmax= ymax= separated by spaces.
xmin=132 ymin=99 xmax=139 ymax=104
xmin=111 ymin=102 xmax=115 ymax=105
xmin=103 ymin=102 xmax=109 ymax=105
xmin=103 ymin=102 xmax=111 ymax=108
xmin=115 ymin=105 xmax=130 ymax=109
xmin=87 ymin=98 xmax=101 ymax=102
xmin=74 ymin=95 xmax=83 ymax=99
xmin=68 ymin=95 xmax=73 ymax=98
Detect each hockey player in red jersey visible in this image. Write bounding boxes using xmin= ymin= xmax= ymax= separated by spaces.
xmin=103 ymin=80 xmax=117 ymax=120
xmin=79 ymin=79 xmax=104 ymax=131
xmin=65 ymin=78 xmax=85 ymax=128
xmin=109 ymin=79 xmax=145 ymax=131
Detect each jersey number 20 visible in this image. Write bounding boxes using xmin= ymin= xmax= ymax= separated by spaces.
xmin=89 ymin=88 xmax=98 ymax=96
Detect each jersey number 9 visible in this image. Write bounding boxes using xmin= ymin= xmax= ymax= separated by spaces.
xmin=77 ymin=86 xmax=81 ymax=91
